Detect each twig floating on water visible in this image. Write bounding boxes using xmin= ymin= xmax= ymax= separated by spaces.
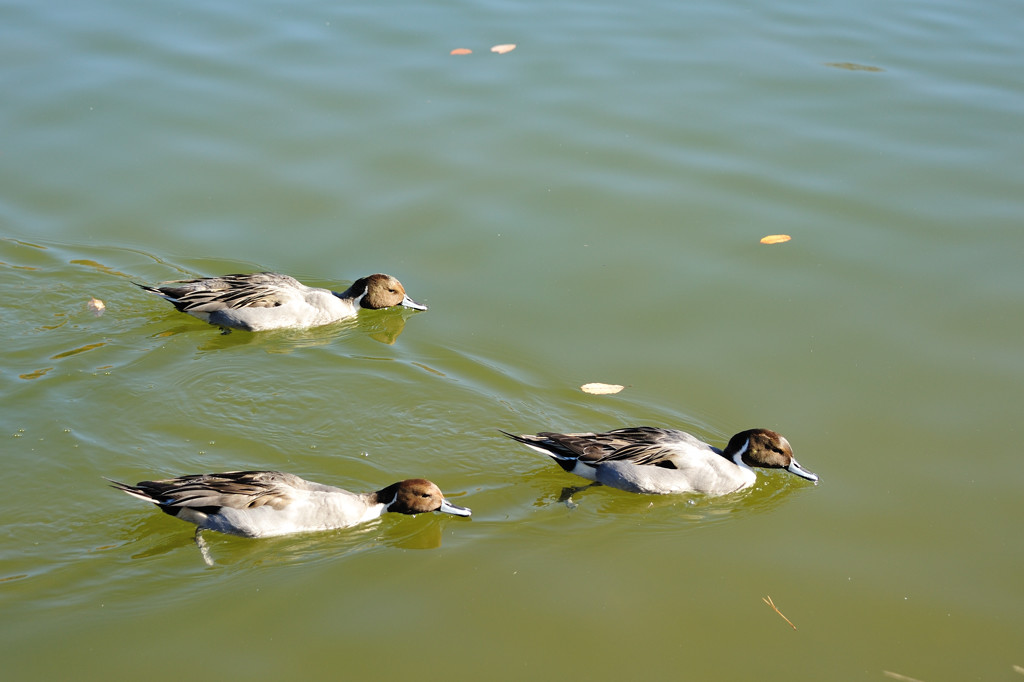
xmin=882 ymin=671 xmax=926 ymax=682
xmin=762 ymin=595 xmax=797 ymax=630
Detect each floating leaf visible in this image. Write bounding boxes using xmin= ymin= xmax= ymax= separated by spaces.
xmin=759 ymin=234 xmax=791 ymax=245
xmin=491 ymin=44 xmax=516 ymax=54
xmin=580 ymin=382 xmax=624 ymax=395
xmin=450 ymin=48 xmax=472 ymax=55
xmin=87 ymin=297 xmax=106 ymax=315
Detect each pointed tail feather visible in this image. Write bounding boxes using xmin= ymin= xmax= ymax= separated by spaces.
xmin=105 ymin=477 xmax=162 ymax=505
xmin=499 ymin=430 xmax=574 ymax=461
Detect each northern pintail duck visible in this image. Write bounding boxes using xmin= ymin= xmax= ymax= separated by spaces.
xmin=109 ymin=471 xmax=470 ymax=563
xmin=503 ymin=427 xmax=818 ymax=495
xmin=137 ymin=272 xmax=427 ymax=331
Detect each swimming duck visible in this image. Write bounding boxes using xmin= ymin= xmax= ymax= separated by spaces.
xmin=503 ymin=427 xmax=818 ymax=495
xmin=137 ymin=272 xmax=427 ymax=331
xmin=109 ymin=471 xmax=470 ymax=563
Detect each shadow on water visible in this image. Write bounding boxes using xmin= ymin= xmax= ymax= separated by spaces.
xmin=108 ymin=511 xmax=463 ymax=569
xmin=523 ymin=469 xmax=816 ymax=535
xmin=140 ymin=301 xmax=421 ymax=351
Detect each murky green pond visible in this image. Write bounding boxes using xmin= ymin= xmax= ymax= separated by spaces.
xmin=3 ymin=0 xmax=1023 ymax=680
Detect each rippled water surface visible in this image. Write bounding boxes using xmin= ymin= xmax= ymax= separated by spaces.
xmin=3 ymin=0 xmax=1024 ymax=680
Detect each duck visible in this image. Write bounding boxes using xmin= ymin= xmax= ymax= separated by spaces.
xmin=137 ymin=272 xmax=427 ymax=331
xmin=108 ymin=471 xmax=470 ymax=563
xmin=502 ymin=427 xmax=818 ymax=495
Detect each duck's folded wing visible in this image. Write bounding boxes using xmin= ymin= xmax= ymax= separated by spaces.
xmin=149 ymin=273 xmax=302 ymax=311
xmin=572 ymin=427 xmax=689 ymax=459
xmin=180 ymin=283 xmax=298 ymax=312
xmin=531 ymin=432 xmax=611 ymax=460
xmin=596 ymin=443 xmax=687 ymax=468
xmin=601 ymin=427 xmax=681 ymax=444
xmin=144 ymin=471 xmax=298 ymax=511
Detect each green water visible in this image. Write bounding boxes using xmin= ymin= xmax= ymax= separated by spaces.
xmin=3 ymin=0 xmax=1023 ymax=680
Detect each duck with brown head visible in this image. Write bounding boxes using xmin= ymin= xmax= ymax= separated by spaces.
xmin=108 ymin=471 xmax=469 ymax=565
xmin=136 ymin=272 xmax=427 ymax=331
xmin=503 ymin=426 xmax=818 ymax=495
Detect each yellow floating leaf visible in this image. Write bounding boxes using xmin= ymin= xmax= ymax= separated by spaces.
xmin=19 ymin=367 xmax=52 ymax=380
xmin=491 ymin=44 xmax=516 ymax=54
xmin=580 ymin=382 xmax=624 ymax=395
xmin=450 ymin=48 xmax=472 ymax=55
xmin=760 ymin=234 xmax=791 ymax=245
xmin=87 ymin=297 xmax=106 ymax=315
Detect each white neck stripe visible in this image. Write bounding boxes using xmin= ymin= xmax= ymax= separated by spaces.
xmin=731 ymin=439 xmax=753 ymax=470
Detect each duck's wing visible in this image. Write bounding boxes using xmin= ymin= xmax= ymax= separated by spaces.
xmin=113 ymin=471 xmax=305 ymax=512
xmin=599 ymin=427 xmax=689 ymax=445
xmin=565 ymin=427 xmax=689 ymax=462
xmin=146 ymin=273 xmax=306 ymax=313
xmin=587 ymin=428 xmax=714 ymax=469
xmin=595 ymin=443 xmax=690 ymax=468
xmin=504 ymin=427 xmax=684 ymax=461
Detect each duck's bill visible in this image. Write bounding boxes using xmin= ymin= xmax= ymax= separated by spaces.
xmin=787 ymin=459 xmax=819 ymax=483
xmin=400 ymin=295 xmax=428 ymax=311
xmin=439 ymin=499 xmax=471 ymax=517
